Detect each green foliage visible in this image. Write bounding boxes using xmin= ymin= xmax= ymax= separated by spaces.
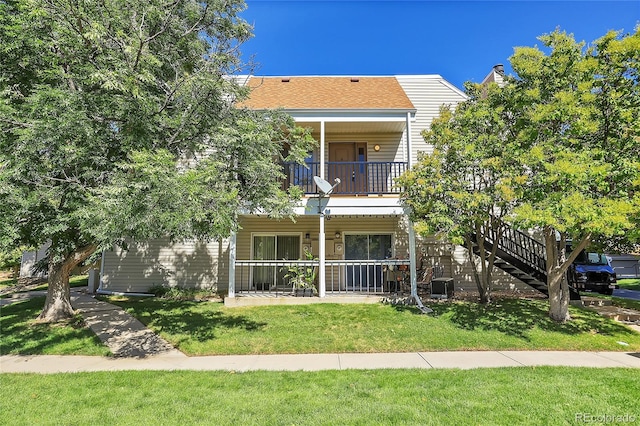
xmin=283 ymin=247 xmax=318 ymax=292
xmin=399 ymin=83 xmax=522 ymax=243
xmin=509 ymin=28 xmax=640 ymax=251
xmin=148 ymin=284 xmax=220 ymax=300
xmin=0 ymin=0 xmax=315 ymax=318
xmin=0 ymin=246 xmax=24 ymax=271
xmin=399 ymin=82 xmax=523 ymax=302
xmin=616 ymin=278 xmax=640 ymax=291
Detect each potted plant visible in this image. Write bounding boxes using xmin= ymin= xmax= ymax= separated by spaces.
xmin=285 ymin=248 xmax=318 ymax=297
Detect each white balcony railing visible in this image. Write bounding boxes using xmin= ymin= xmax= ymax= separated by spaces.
xmin=234 ymin=259 xmax=412 ymax=295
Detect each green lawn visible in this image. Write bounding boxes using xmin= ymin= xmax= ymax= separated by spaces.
xmin=3 ymin=293 xmax=640 ymax=356
xmin=28 ymin=274 xmax=89 ymax=291
xmin=0 ymin=278 xmax=16 ymax=289
xmin=103 ymin=297 xmax=640 ymax=355
xmin=0 ymin=274 xmax=88 ymax=297
xmin=618 ymin=278 xmax=640 ymax=291
xmin=2 ymin=367 xmax=638 ymax=425
xmin=0 ymin=297 xmax=110 ymax=356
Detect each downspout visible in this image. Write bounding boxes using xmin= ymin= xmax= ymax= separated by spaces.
xmin=406 ymin=111 xmax=413 ymax=168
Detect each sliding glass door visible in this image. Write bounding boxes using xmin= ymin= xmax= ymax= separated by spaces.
xmin=252 ymin=235 xmax=300 ymax=290
xmin=345 ymin=234 xmax=392 ymax=290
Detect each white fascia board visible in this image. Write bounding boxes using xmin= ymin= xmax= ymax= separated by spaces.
xmin=286 ymin=110 xmax=416 ymax=122
xmin=239 ymin=197 xmax=406 ymax=216
xmin=292 ymin=196 xmax=406 ymax=216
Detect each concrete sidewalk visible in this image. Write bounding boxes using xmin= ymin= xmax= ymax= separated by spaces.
xmin=2 ymin=351 xmax=640 ymax=374
xmin=71 ymin=292 xmax=185 ymax=358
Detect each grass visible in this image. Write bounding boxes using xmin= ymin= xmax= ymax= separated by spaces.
xmin=0 ymin=269 xmax=16 ymax=289
xmin=0 ymin=274 xmax=89 ymax=297
xmin=102 ymin=297 xmax=640 ymax=355
xmin=583 ymin=292 xmax=640 ymax=311
xmin=1 ymin=367 xmax=639 ymax=425
xmin=0 ymin=277 xmax=17 ymax=289
xmin=618 ymin=278 xmax=640 ymax=291
xmin=28 ymin=274 xmax=89 ymax=292
xmin=0 ymin=297 xmax=110 ymax=356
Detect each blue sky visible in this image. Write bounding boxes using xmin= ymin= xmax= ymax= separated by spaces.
xmin=240 ymin=0 xmax=639 ymax=89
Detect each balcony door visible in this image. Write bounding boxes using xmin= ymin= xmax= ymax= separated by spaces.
xmin=328 ymin=142 xmax=367 ymax=194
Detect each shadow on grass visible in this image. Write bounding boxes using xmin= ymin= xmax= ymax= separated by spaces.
xmin=428 ymin=298 xmax=637 ymax=340
xmin=109 ymin=298 xmax=267 ymax=343
xmin=0 ymin=297 xmax=107 ymax=355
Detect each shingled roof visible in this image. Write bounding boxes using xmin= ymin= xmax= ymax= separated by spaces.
xmin=241 ymin=76 xmax=415 ymax=110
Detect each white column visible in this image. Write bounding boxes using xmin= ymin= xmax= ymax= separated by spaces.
xmin=318 ymin=120 xmax=326 ymax=297
xmin=320 ymin=120 xmax=325 ymax=179
xmin=406 ymin=111 xmax=413 ymax=168
xmin=405 ymin=113 xmax=416 ymax=298
xmin=319 ymin=212 xmax=326 ymax=298
xmin=228 ymin=232 xmax=236 ymax=298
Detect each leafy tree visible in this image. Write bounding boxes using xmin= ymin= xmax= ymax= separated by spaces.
xmin=0 ymin=0 xmax=315 ymax=322
xmin=0 ymin=247 xmax=26 ymax=278
xmin=399 ymin=82 xmax=522 ymax=304
xmin=509 ymin=28 xmax=640 ymax=321
xmin=401 ymin=28 xmax=639 ymax=321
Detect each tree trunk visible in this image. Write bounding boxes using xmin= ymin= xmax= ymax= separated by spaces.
xmin=466 ymin=238 xmax=487 ymax=303
xmin=36 ymin=244 xmax=97 ymax=323
xmin=37 ymin=260 xmax=75 ymax=322
xmin=466 ymin=230 xmax=491 ymax=305
xmin=544 ymin=228 xmax=590 ymax=323
xmin=547 ymin=266 xmax=570 ymax=322
xmin=544 ymin=227 xmax=570 ymax=322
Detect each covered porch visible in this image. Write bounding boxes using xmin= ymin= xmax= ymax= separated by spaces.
xmin=226 ymin=215 xmax=419 ymax=303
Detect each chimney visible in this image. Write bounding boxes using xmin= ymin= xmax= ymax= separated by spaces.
xmin=493 ymin=64 xmax=504 ymax=76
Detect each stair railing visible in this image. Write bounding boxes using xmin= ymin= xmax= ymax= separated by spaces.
xmin=472 ymin=218 xmax=547 ymax=279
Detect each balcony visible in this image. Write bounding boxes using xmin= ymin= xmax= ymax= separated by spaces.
xmin=283 ymin=161 xmax=407 ymax=195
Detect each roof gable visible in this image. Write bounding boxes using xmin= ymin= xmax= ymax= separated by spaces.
xmin=242 ymin=76 xmax=416 ymax=111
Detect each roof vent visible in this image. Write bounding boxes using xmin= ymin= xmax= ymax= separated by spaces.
xmin=281 ymin=78 xmax=290 ymax=82
xmin=350 ymin=78 xmax=360 ymax=82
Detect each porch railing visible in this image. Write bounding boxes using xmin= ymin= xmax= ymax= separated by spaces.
xmin=282 ymin=161 xmax=407 ymax=195
xmin=234 ymin=259 xmax=411 ymax=295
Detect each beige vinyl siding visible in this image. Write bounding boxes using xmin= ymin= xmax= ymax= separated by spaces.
xmin=321 ymin=132 xmax=406 ymax=163
xmin=448 ymin=245 xmax=537 ymax=294
xmin=395 ymin=76 xmax=467 ymax=164
xmin=236 ymin=216 xmax=409 ymax=261
xmin=416 ymin=236 xmax=536 ymax=294
xmin=101 ymin=238 xmax=229 ymax=293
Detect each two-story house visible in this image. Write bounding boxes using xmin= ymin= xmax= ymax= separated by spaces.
xmin=98 ymin=74 xmax=536 ymax=304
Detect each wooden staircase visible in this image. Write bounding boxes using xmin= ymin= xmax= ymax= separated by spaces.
xmin=470 ymin=222 xmax=581 ymax=301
